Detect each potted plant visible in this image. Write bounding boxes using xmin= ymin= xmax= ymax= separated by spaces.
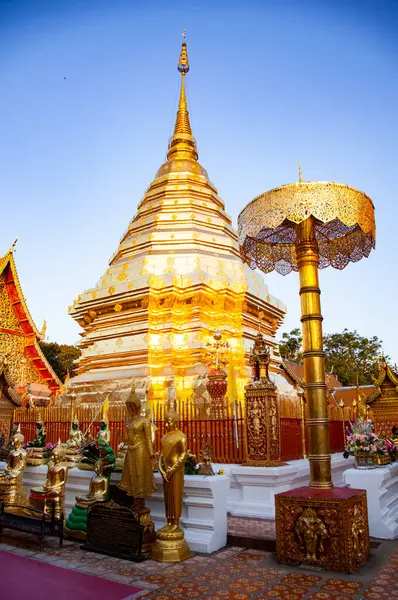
xmin=373 ymin=439 xmax=393 ymax=466
xmin=344 ymin=418 xmax=378 ymax=469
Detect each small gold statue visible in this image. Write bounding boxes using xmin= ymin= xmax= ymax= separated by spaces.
xmin=0 ymin=426 xmax=27 ymax=506
xmin=66 ymin=417 xmax=85 ymax=449
xmin=295 ymin=507 xmax=328 ymax=562
xmin=75 ymin=459 xmax=109 ymax=507
xmin=150 ymin=408 xmax=191 ymax=562
xmin=118 ymin=386 xmax=156 ymax=503
xmin=29 ymin=440 xmax=68 ymax=519
xmin=64 ymin=417 xmax=85 ymax=466
xmin=197 ymin=442 xmax=214 ymax=476
xmin=97 ymin=418 xmax=111 ymax=444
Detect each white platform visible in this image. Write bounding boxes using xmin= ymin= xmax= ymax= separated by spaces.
xmin=0 ymin=462 xmax=230 ymax=554
xmin=343 ymin=462 xmax=398 ymax=539
xmin=213 ymin=453 xmax=354 ymax=520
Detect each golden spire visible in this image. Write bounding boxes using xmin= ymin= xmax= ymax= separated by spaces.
xmin=298 ymin=160 xmax=303 ymax=183
xmin=167 ymin=33 xmax=198 ymax=162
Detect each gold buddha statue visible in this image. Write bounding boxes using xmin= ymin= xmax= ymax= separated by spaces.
xmin=64 ymin=417 xmax=85 ymax=466
xmin=0 ymin=426 xmax=27 ymax=506
xmin=75 ymin=459 xmax=109 ymax=507
xmin=65 ymin=459 xmax=109 ymax=539
xmin=66 ymin=417 xmax=85 ymax=449
xmin=118 ymin=385 xmax=156 ymax=504
xmin=29 ymin=440 xmax=68 ymax=519
xmin=97 ymin=418 xmax=111 ymax=444
xmin=150 ymin=408 xmax=191 ymax=562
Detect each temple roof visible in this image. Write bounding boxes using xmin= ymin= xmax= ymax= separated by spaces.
xmin=0 ymin=244 xmax=61 ymax=391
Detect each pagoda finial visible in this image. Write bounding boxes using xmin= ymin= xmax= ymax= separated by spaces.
xmin=298 ymin=160 xmax=303 ymax=183
xmin=10 ymin=237 xmax=19 ymax=254
xmin=167 ymin=33 xmax=198 ymax=162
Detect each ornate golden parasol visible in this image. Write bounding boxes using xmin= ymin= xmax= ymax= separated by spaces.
xmin=238 ymin=171 xmax=376 ymax=489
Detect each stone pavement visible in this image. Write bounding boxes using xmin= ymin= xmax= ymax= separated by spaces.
xmin=0 ymin=529 xmax=397 ymax=599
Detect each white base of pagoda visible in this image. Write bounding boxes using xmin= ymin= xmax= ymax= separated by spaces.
xmin=213 ymin=453 xmax=354 ymax=520
xmin=343 ymin=463 xmax=398 ymax=539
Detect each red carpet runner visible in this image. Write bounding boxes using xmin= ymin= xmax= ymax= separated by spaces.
xmin=0 ymin=551 xmax=142 ymax=600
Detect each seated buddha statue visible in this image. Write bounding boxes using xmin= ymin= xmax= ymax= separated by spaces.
xmin=0 ymin=427 xmax=27 ymax=505
xmin=65 ymin=459 xmax=110 ymax=539
xmin=64 ymin=417 xmax=85 ymax=466
xmin=29 ymin=440 xmax=68 ymax=519
xmin=27 ymin=415 xmax=47 ymax=448
xmin=97 ymin=419 xmax=111 ymax=444
xmin=66 ymin=417 xmax=85 ymax=449
xmin=26 ymin=414 xmax=47 ymax=465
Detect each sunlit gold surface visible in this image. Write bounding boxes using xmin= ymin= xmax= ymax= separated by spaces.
xmin=238 ymin=181 xmax=376 ymax=274
xmin=67 ymin=38 xmax=286 ymax=405
xmin=150 ymin=409 xmax=191 ymax=562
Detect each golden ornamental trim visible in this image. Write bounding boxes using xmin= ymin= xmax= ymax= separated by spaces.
xmin=238 ymin=181 xmax=376 ymax=275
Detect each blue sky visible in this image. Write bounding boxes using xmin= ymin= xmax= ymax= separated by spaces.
xmin=1 ymin=0 xmax=397 ymax=361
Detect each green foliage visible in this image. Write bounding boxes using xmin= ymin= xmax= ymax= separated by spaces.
xmin=323 ymin=329 xmax=385 ymax=386
xmin=39 ymin=341 xmax=81 ymax=381
xmin=278 ymin=328 xmax=386 ymax=386
xmin=278 ymin=328 xmax=303 ymax=362
xmin=184 ymin=450 xmax=198 ymax=475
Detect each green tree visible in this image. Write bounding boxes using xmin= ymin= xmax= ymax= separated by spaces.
xmin=39 ymin=342 xmax=81 ymax=381
xmin=323 ymin=329 xmax=385 ymax=386
xmin=278 ymin=328 xmax=303 ymax=362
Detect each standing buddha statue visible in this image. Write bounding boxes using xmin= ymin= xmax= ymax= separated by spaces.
xmin=150 ymin=408 xmax=191 ymax=562
xmin=118 ymin=385 xmax=156 ymax=503
xmin=0 ymin=426 xmax=27 ymax=505
xmin=29 ymin=440 xmax=68 ymax=519
xmin=117 ymin=384 xmax=157 ymax=552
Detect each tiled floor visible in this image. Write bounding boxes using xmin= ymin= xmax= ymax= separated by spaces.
xmin=0 ymin=530 xmax=397 ymax=599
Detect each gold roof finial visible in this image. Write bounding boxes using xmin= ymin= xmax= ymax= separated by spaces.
xmin=167 ymin=32 xmax=198 ymax=162
xmin=298 ymin=160 xmax=303 ymax=183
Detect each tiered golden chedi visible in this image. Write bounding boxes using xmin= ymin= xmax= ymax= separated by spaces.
xmin=68 ymin=39 xmax=286 ymax=405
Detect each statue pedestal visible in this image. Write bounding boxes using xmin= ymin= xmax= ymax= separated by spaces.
xmin=222 ymin=454 xmax=354 ymax=519
xmin=343 ymin=463 xmax=398 ymax=539
xmin=275 ymin=487 xmax=369 ymax=573
xmin=146 ymin=473 xmax=230 ymax=554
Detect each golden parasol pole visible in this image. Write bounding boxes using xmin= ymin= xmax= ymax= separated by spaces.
xmin=295 ymin=216 xmax=332 ymax=488
xmin=297 ymin=387 xmax=307 ymax=459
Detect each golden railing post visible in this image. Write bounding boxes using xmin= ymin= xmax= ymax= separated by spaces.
xmin=295 ymin=217 xmax=332 ymax=489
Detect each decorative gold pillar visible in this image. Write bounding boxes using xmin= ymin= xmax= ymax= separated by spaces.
xmin=238 ymin=174 xmax=375 ymax=572
xmin=244 ymin=332 xmax=284 ymax=465
xmin=298 ymin=388 xmax=307 ymax=459
xmin=296 ymin=217 xmax=332 ymax=488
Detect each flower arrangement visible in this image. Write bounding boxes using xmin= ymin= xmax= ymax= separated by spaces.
xmin=344 ymin=418 xmax=378 ymax=458
xmin=43 ymin=442 xmax=56 ymax=459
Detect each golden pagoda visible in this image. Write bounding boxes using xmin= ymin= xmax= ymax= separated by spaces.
xmin=67 ymin=38 xmax=286 ymax=405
